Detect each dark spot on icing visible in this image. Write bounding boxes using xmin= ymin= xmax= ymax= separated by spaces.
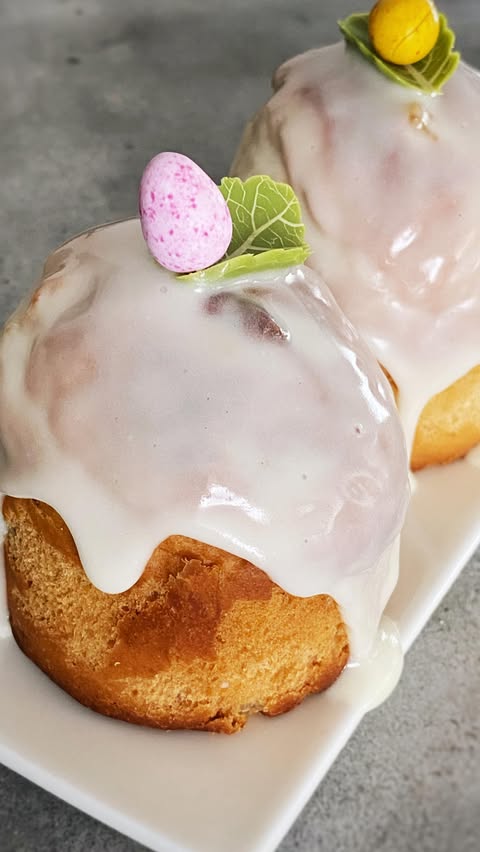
xmin=408 ymin=103 xmax=438 ymax=140
xmin=42 ymin=248 xmax=72 ymax=279
xmin=66 ymin=56 xmax=81 ymax=65
xmin=204 ymin=293 xmax=289 ymax=342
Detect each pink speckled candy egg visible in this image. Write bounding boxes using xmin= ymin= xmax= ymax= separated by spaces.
xmin=139 ymin=152 xmax=233 ymax=273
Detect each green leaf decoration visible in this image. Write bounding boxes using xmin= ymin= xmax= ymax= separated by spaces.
xmin=338 ymin=12 xmax=460 ymax=94
xmin=178 ymin=175 xmax=310 ymax=283
xmin=179 ymin=245 xmax=310 ymax=284
xmin=219 ymin=176 xmax=307 ymax=256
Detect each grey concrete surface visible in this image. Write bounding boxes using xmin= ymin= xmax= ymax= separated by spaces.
xmin=0 ymin=0 xmax=479 ymax=850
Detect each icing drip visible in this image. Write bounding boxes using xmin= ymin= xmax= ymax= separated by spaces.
xmin=329 ymin=615 xmax=404 ymax=712
xmin=232 ymin=46 xmax=480 ymax=457
xmin=468 ymin=443 xmax=480 ymax=469
xmin=0 ymin=220 xmax=408 ymax=659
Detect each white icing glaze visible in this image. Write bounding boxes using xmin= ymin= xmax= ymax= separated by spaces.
xmin=0 ymin=219 xmax=408 ymax=658
xmin=468 ymin=443 xmax=480 ymax=469
xmin=232 ymin=45 xmax=480 ymax=455
xmin=0 ymin=496 xmax=11 ymax=639
xmin=328 ymin=615 xmax=404 ymax=712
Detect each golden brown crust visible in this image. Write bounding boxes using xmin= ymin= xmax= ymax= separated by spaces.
xmin=384 ymin=366 xmax=480 ymax=471
xmin=411 ymin=366 xmax=480 ymax=470
xmin=3 ymin=497 xmax=349 ymax=734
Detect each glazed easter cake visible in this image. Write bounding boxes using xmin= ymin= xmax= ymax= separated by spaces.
xmin=0 ymin=155 xmax=409 ymax=732
xmin=232 ymin=0 xmax=480 ymax=470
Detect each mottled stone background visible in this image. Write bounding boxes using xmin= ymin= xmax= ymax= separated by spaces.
xmin=0 ymin=1 xmax=479 ymax=850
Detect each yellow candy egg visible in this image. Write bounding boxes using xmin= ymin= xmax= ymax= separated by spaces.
xmin=369 ymin=0 xmax=440 ymax=66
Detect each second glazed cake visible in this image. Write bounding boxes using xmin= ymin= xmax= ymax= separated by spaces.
xmin=232 ymin=19 xmax=480 ymax=469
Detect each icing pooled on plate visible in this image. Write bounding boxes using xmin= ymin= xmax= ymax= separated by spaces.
xmin=231 ymin=45 xmax=480 ymax=454
xmin=0 ymin=218 xmax=408 ymax=658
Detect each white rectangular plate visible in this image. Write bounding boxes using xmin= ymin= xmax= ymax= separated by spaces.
xmin=1 ymin=456 xmax=480 ymax=852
